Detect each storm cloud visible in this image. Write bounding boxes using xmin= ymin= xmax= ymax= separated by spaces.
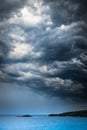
xmin=0 ymin=0 xmax=87 ymax=106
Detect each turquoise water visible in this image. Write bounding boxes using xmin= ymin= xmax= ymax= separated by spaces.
xmin=0 ymin=116 xmax=87 ymax=130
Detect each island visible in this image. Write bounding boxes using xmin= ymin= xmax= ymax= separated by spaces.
xmin=0 ymin=114 xmax=32 ymax=117
xmin=17 ymin=115 xmax=32 ymax=117
xmin=48 ymin=110 xmax=87 ymax=117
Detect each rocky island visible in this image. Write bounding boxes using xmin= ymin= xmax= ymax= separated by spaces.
xmin=17 ymin=115 xmax=32 ymax=117
xmin=0 ymin=114 xmax=32 ymax=117
xmin=49 ymin=110 xmax=87 ymax=117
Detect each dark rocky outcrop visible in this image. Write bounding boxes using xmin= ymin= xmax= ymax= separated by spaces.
xmin=49 ymin=110 xmax=87 ymax=117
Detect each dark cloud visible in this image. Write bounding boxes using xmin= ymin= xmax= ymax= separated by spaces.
xmin=0 ymin=0 xmax=28 ymax=20
xmin=0 ymin=40 xmax=10 ymax=66
xmin=0 ymin=0 xmax=87 ymax=104
xmin=43 ymin=0 xmax=87 ymax=26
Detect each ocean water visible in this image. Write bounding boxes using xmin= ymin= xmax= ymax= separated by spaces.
xmin=0 ymin=116 xmax=87 ymax=130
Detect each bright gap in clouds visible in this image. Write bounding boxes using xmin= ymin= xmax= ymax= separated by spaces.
xmin=20 ymin=7 xmax=42 ymax=25
xmin=9 ymin=43 xmax=31 ymax=59
xmin=9 ymin=3 xmax=51 ymax=27
xmin=8 ymin=43 xmax=41 ymax=59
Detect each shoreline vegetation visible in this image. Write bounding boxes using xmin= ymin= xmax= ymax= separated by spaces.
xmin=48 ymin=110 xmax=87 ymax=117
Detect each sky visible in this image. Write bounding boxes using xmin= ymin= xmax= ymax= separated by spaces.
xmin=0 ymin=0 xmax=87 ymax=114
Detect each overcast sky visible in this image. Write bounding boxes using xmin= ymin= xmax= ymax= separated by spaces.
xmin=0 ymin=0 xmax=87 ymax=114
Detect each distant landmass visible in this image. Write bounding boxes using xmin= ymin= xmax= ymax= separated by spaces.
xmin=49 ymin=110 xmax=87 ymax=117
xmin=0 ymin=114 xmax=31 ymax=117
xmin=17 ymin=115 xmax=31 ymax=117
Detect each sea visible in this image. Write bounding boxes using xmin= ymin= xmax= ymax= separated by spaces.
xmin=0 ymin=116 xmax=87 ymax=130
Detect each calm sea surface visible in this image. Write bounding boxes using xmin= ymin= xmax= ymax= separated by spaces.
xmin=0 ymin=116 xmax=87 ymax=130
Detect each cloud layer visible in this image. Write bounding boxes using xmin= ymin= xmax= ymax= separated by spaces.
xmin=0 ymin=0 xmax=87 ymax=104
